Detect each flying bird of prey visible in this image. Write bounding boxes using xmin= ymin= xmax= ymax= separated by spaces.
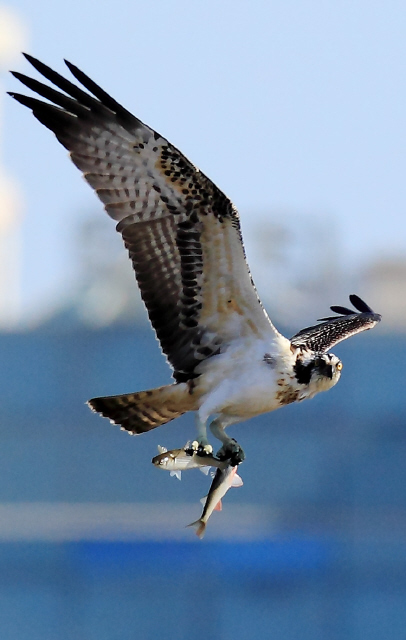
xmin=9 ymin=55 xmax=381 ymax=463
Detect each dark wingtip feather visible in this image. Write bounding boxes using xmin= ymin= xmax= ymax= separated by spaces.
xmin=317 ymin=294 xmax=380 ymax=323
xmin=64 ymin=59 xmax=82 ymax=74
xmin=22 ymin=52 xmax=54 ymax=76
xmin=330 ymin=305 xmax=354 ymax=315
xmin=63 ymin=58 xmax=138 ymax=124
xmin=12 ymin=53 xmax=140 ymax=129
xmin=22 ymin=51 xmax=35 ymax=63
xmin=7 ymin=91 xmax=38 ymax=108
xmin=349 ymin=294 xmax=373 ymax=314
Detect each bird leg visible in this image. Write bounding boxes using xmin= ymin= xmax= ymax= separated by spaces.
xmin=192 ymin=416 xmax=213 ymax=456
xmin=209 ymin=417 xmax=245 ymax=465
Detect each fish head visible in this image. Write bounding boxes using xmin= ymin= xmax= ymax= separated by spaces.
xmin=152 ymin=449 xmax=180 ymax=468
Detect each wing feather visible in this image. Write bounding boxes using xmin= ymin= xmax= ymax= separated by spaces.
xmin=290 ymin=295 xmax=381 ymax=353
xmin=9 ymin=56 xmax=276 ymax=381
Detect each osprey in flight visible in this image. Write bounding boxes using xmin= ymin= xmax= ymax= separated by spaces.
xmin=9 ymin=55 xmax=381 ymax=463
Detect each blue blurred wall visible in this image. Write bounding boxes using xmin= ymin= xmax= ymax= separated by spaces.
xmin=0 ymin=326 xmax=405 ymax=640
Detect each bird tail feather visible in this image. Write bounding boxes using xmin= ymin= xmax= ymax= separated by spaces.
xmin=88 ymin=382 xmax=195 ymax=435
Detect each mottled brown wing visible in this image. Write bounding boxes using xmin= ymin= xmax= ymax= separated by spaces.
xmin=290 ymin=295 xmax=381 ymax=353
xmin=10 ymin=55 xmax=276 ymax=381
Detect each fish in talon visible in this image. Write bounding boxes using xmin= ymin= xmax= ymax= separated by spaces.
xmin=152 ymin=443 xmax=225 ymax=480
xmin=188 ymin=463 xmax=243 ymax=539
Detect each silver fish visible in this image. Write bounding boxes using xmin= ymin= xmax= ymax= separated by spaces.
xmin=188 ymin=463 xmax=243 ymax=538
xmin=152 ymin=442 xmax=224 ymax=480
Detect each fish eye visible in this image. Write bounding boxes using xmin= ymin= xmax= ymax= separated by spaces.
xmin=336 ymin=362 xmax=343 ymax=371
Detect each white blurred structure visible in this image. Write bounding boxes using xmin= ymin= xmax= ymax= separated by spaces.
xmin=243 ymin=210 xmax=345 ymax=330
xmin=64 ymin=209 xmax=348 ymax=331
xmin=363 ymin=258 xmax=406 ymax=332
xmin=0 ymin=6 xmax=27 ymax=328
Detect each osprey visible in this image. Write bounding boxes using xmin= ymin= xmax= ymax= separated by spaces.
xmin=9 ymin=55 xmax=381 ymax=463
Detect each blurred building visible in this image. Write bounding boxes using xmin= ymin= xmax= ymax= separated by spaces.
xmin=53 ymin=208 xmax=404 ymax=337
xmin=0 ymin=6 xmax=27 ymax=328
xmin=54 ymin=208 xmax=354 ymax=333
xmin=243 ymin=210 xmax=347 ymax=329
xmin=0 ymin=322 xmax=404 ymax=640
xmin=68 ymin=213 xmax=145 ymax=327
xmin=363 ymin=257 xmax=406 ymax=332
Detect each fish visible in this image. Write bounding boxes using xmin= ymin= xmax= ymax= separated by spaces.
xmin=152 ymin=442 xmax=225 ymax=480
xmin=188 ymin=463 xmax=243 ymax=538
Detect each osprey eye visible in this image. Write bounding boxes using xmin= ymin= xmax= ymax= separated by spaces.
xmin=336 ymin=362 xmax=343 ymax=371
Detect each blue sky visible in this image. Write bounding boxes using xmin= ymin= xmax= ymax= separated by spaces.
xmin=3 ymin=0 xmax=406 ymax=321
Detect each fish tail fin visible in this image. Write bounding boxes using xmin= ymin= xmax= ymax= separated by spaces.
xmin=231 ymin=473 xmax=243 ymax=488
xmin=199 ymin=466 xmax=212 ymax=476
xmin=187 ymin=519 xmax=206 ymax=539
xmin=88 ymin=382 xmax=196 ymax=435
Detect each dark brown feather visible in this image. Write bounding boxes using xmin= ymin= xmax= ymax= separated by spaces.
xmin=9 ymin=56 xmax=272 ymax=382
xmin=290 ymin=295 xmax=381 ymax=353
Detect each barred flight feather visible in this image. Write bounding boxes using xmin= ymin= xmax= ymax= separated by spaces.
xmin=10 ymin=55 xmax=275 ymax=382
xmin=290 ymin=295 xmax=381 ymax=353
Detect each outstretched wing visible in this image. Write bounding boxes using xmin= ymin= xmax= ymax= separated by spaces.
xmin=9 ymin=54 xmax=277 ymax=382
xmin=290 ymin=294 xmax=381 ymax=353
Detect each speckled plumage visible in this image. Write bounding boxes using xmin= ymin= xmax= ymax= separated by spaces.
xmin=9 ymin=56 xmax=382 ymax=454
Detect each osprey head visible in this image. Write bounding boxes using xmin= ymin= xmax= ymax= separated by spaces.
xmin=294 ymin=351 xmax=343 ymax=395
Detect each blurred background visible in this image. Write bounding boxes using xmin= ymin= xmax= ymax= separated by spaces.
xmin=1 ymin=1 xmax=406 ymax=638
